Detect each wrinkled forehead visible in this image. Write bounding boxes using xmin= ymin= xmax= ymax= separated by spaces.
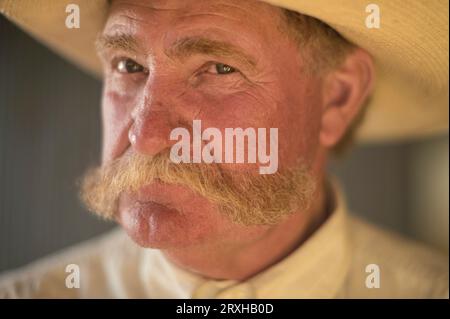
xmin=108 ymin=0 xmax=282 ymax=18
xmin=104 ymin=0 xmax=286 ymax=42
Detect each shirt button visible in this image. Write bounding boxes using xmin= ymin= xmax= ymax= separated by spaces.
xmin=216 ymin=284 xmax=254 ymax=299
xmin=192 ymin=280 xmax=237 ymax=298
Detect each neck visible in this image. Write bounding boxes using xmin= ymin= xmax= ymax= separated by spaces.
xmin=161 ymin=178 xmax=332 ymax=281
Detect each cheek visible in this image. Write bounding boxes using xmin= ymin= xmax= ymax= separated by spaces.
xmin=101 ymin=85 xmax=139 ymax=162
xmin=185 ymin=90 xmax=280 ymax=172
xmin=198 ymin=82 xmax=322 ymax=169
xmin=195 ymin=87 xmax=282 ymax=129
xmin=276 ymin=79 xmax=324 ymax=167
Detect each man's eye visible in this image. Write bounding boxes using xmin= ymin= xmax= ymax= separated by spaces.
xmin=116 ymin=58 xmax=145 ymax=74
xmin=207 ymin=63 xmax=237 ymax=75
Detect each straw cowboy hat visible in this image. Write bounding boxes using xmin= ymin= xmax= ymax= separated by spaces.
xmin=0 ymin=0 xmax=448 ymax=142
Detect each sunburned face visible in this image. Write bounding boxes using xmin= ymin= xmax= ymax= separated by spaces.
xmin=82 ymin=0 xmax=329 ymax=249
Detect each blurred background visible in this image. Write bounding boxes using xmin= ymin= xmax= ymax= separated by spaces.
xmin=0 ymin=15 xmax=448 ymax=273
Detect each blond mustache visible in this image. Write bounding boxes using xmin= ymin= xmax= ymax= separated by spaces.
xmin=79 ymin=151 xmax=315 ymax=226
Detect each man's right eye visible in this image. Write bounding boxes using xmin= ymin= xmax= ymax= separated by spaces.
xmin=115 ymin=58 xmax=146 ymax=74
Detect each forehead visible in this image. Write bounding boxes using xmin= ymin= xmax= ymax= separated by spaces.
xmin=105 ymin=0 xmax=286 ymax=49
xmin=108 ymin=0 xmax=282 ymax=21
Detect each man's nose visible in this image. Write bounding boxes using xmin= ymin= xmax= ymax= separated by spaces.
xmin=128 ymin=96 xmax=176 ymax=157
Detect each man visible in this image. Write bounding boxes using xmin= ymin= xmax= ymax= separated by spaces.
xmin=0 ymin=0 xmax=448 ymax=298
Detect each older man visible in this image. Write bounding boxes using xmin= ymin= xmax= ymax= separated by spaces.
xmin=0 ymin=0 xmax=448 ymax=298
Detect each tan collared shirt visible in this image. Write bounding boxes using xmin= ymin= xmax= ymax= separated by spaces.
xmin=0 ymin=184 xmax=448 ymax=298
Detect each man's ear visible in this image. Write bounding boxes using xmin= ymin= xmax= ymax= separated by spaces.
xmin=319 ymin=48 xmax=375 ymax=147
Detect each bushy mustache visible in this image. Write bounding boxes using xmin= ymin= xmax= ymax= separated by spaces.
xmin=79 ymin=150 xmax=315 ymax=226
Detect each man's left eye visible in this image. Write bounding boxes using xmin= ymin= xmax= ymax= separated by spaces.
xmin=207 ymin=63 xmax=237 ymax=75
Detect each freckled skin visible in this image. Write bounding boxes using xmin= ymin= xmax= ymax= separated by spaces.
xmin=100 ymin=0 xmax=333 ymax=280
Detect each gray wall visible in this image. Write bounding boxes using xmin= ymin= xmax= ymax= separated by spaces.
xmin=0 ymin=15 xmax=113 ymax=272
xmin=0 ymin=15 xmax=448 ymax=272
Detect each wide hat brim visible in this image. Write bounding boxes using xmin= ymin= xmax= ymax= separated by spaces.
xmin=0 ymin=0 xmax=448 ymax=143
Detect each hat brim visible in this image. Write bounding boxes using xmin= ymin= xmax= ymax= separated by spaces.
xmin=1 ymin=0 xmax=448 ymax=142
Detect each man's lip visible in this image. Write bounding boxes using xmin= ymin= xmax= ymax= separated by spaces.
xmin=125 ymin=183 xmax=180 ymax=212
xmin=132 ymin=200 xmax=180 ymax=214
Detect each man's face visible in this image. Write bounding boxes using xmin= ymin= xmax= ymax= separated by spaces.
xmin=93 ymin=0 xmax=326 ymax=249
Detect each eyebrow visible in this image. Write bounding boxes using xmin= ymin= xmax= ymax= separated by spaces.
xmin=166 ymin=37 xmax=257 ymax=69
xmin=96 ymin=33 xmax=257 ymax=69
xmin=95 ymin=33 xmax=140 ymax=55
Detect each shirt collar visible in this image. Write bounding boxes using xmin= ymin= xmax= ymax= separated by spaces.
xmin=248 ymin=179 xmax=351 ymax=298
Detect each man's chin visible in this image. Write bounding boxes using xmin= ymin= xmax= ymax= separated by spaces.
xmin=117 ymin=200 xmax=183 ymax=248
